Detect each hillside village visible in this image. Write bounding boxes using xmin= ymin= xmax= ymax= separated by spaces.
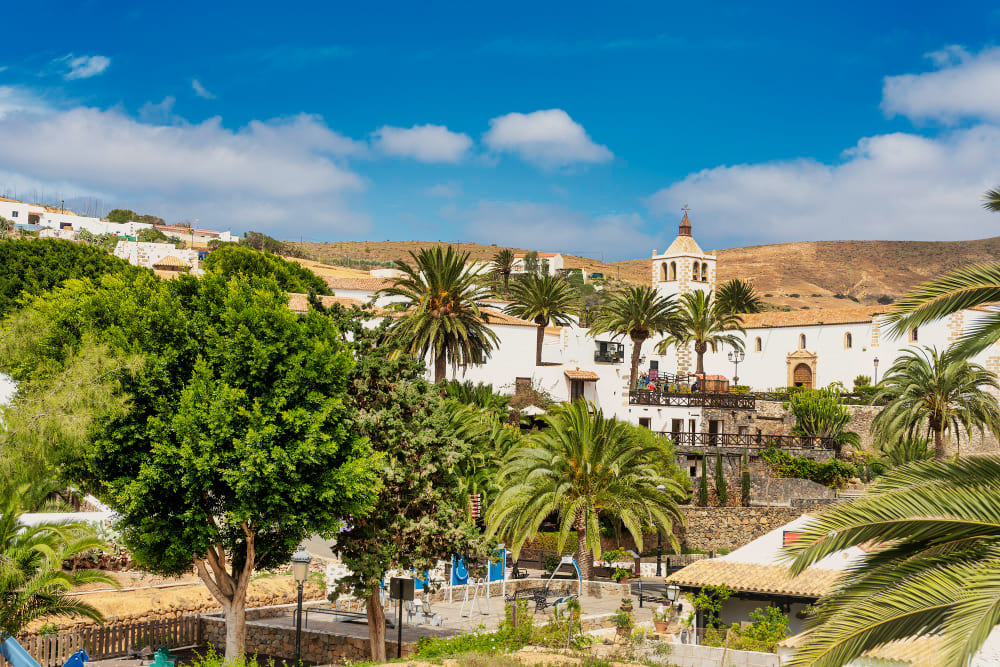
xmin=6 ymin=192 xmax=1000 ymax=667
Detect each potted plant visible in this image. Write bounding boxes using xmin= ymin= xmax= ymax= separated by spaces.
xmin=611 ymin=609 xmax=633 ymax=638
xmin=652 ymin=604 xmax=675 ymax=633
xmin=619 ymin=596 xmax=634 ymax=613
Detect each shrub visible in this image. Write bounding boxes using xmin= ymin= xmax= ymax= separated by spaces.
xmin=693 ymin=584 xmax=732 ymax=628
xmin=698 ymin=457 xmax=708 ymax=506
xmin=789 ymin=388 xmax=861 ymax=450
xmin=760 ymin=447 xmax=857 ymax=489
xmin=876 ymin=295 xmax=894 ymax=305
xmin=702 ymin=605 xmax=789 ymax=652
xmin=714 ymin=453 xmax=727 ymax=505
xmin=853 ymin=374 xmax=872 ymax=389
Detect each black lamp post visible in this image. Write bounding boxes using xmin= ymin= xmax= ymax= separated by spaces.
xmin=728 ymin=349 xmax=744 ymax=385
xmin=291 ymin=545 xmax=312 ymax=664
xmin=873 ymin=357 xmax=880 ymax=386
xmin=655 ymin=484 xmax=666 ymax=577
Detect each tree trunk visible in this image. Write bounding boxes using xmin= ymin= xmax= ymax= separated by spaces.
xmin=535 ymin=321 xmax=545 ymax=366
xmin=222 ymin=598 xmax=246 ymax=661
xmin=367 ymin=589 xmax=387 ymax=662
xmin=575 ymin=519 xmax=594 ymax=580
xmin=434 ymin=350 xmax=447 ymax=383
xmin=934 ymin=427 xmax=947 ymax=460
xmin=695 ymin=341 xmax=707 ymax=375
xmin=628 ymin=336 xmax=644 ymax=392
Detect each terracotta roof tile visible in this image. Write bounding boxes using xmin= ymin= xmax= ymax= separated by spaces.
xmin=482 ymin=309 xmax=536 ymax=327
xmin=513 ymin=252 xmax=560 ymax=258
xmin=152 ymin=255 xmax=189 ymax=269
xmin=665 ymin=558 xmax=840 ymax=598
xmin=564 ymin=369 xmax=600 ymax=381
xmin=740 ymin=305 xmax=890 ymax=330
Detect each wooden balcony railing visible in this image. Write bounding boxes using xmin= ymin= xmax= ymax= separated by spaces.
xmin=662 ymin=431 xmax=837 ymax=450
xmin=629 ymin=390 xmax=756 ymax=409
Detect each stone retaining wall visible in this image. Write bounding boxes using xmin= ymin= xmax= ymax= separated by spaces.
xmin=677 ymin=505 xmax=834 ymax=553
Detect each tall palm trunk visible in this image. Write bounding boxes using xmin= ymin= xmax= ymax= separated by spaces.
xmin=628 ymin=333 xmax=647 ymax=392
xmin=434 ymin=350 xmax=447 ymax=383
xmin=366 ymin=588 xmax=387 ymax=661
xmin=535 ymin=319 xmax=546 ymax=366
xmin=695 ymin=341 xmax=707 ymax=375
xmin=575 ymin=518 xmax=594 ymax=580
xmin=933 ymin=424 xmax=947 ymax=460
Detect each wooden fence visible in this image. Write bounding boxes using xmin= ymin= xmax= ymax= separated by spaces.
xmin=15 ymin=616 xmax=201 ymax=667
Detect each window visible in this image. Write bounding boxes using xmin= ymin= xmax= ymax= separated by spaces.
xmin=570 ymin=379 xmax=585 ymax=402
xmin=649 ymin=360 xmax=659 ymax=371
xmin=754 ymin=337 xmax=762 ymax=352
xmin=638 ymin=417 xmax=651 ymax=429
xmin=515 ymin=377 xmax=531 ymax=391
xmin=701 ymin=262 xmax=708 ymax=282
xmin=689 ymin=465 xmax=697 ymax=476
xmin=909 ymin=327 xmax=919 ymax=343
xmin=692 ymin=263 xmax=699 ymax=281
xmin=689 ymin=418 xmax=697 ymax=433
xmin=660 ymin=263 xmax=669 ymax=281
xmin=669 ymin=261 xmax=677 ymax=281
xmin=671 ymin=419 xmax=683 ymax=437
xmin=798 ymin=334 xmax=807 ymax=350
xmin=10 ymin=211 xmax=17 ymax=218
xmin=844 ymin=332 xmax=852 ymax=349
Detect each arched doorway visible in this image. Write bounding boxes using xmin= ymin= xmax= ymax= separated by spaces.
xmin=793 ymin=363 xmax=813 ymax=388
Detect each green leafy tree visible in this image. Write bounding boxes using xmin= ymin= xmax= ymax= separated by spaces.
xmin=873 ymin=346 xmax=1000 ymax=459
xmin=590 ymin=286 xmax=678 ymax=392
xmin=523 ymin=251 xmax=539 ymax=275
xmin=698 ymin=456 xmax=709 ymax=507
xmin=239 ymin=231 xmax=307 ymax=259
xmin=136 ymin=227 xmax=170 ymax=243
xmin=716 ymin=278 xmax=764 ymax=314
xmin=202 ymin=244 xmax=332 ymax=295
xmin=0 ymin=238 xmax=145 ymax=318
xmin=105 ymin=208 xmax=137 ymax=223
xmin=656 ymin=290 xmax=745 ymax=376
xmin=783 ymin=457 xmax=1000 ymax=666
xmin=0 ymin=485 xmax=117 ymax=636
xmin=328 ymin=347 xmax=489 ymax=661
xmin=1 ymin=273 xmax=381 ymax=659
xmin=490 ymin=249 xmax=516 ymax=294
xmin=504 ymin=274 xmax=577 ymax=366
xmin=488 ymin=401 xmax=687 ymax=579
xmin=379 ymin=246 xmax=498 ymax=383
xmin=76 ymin=230 xmax=119 ymax=252
xmin=715 ymin=453 xmax=727 ymax=505
xmin=789 ymin=388 xmax=861 ymax=452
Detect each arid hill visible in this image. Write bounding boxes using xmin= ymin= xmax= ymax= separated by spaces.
xmin=291 ymin=237 xmax=1000 ymax=309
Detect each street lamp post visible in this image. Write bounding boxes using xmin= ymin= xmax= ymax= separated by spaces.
xmin=291 ymin=545 xmax=313 ymax=665
xmin=655 ymin=484 xmax=666 ymax=577
xmin=873 ymin=357 xmax=880 ymax=386
xmin=728 ymin=350 xmax=745 ymax=386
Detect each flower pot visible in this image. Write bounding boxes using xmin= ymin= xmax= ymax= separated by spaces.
xmin=654 ymin=621 xmax=670 ymax=633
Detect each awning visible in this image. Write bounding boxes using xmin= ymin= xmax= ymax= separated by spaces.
xmin=564 ymin=369 xmax=600 ymax=381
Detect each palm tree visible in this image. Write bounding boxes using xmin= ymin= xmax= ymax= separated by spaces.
xmin=885 ymin=263 xmax=1000 ymax=359
xmin=590 ymin=286 xmax=678 ymax=392
xmin=486 ymin=401 xmax=686 ymax=579
xmin=0 ymin=487 xmax=116 ymax=636
xmin=782 ymin=457 xmax=1000 ymax=666
xmin=984 ymin=186 xmax=1000 ymax=212
xmin=505 ymin=274 xmax=577 ymax=366
xmin=655 ymin=290 xmax=745 ymax=376
xmin=872 ymin=346 xmax=1000 ymax=459
xmin=379 ymin=246 xmax=499 ymax=383
xmin=490 ymin=249 xmax=516 ymax=295
xmin=715 ymin=278 xmax=764 ymax=314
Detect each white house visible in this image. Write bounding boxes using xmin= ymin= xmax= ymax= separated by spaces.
xmin=512 ymin=252 xmax=565 ymax=276
xmin=113 ymin=240 xmax=204 ymax=276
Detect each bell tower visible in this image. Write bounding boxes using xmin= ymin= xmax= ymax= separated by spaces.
xmin=652 ymin=208 xmax=716 ymax=301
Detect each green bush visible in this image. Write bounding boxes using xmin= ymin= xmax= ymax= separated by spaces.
xmin=789 ymin=388 xmax=861 ymax=450
xmin=702 ymin=605 xmax=789 ymax=652
xmin=202 ymin=244 xmax=331 ymax=295
xmin=715 ymin=453 xmax=727 ymax=505
xmin=698 ymin=457 xmax=708 ymax=506
xmin=760 ymin=447 xmax=857 ymax=489
xmin=853 ymin=374 xmax=872 ymax=389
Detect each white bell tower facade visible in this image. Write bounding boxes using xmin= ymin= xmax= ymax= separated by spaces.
xmin=651 ymin=210 xmax=716 ymax=301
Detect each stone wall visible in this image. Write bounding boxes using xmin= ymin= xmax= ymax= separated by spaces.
xmin=677 ymin=505 xmax=834 ymax=553
xmin=201 ymin=610 xmax=416 ymax=662
xmin=845 ymin=403 xmax=1000 ymax=456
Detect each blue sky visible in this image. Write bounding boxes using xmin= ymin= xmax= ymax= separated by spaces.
xmin=3 ymin=1 xmax=1000 ymax=259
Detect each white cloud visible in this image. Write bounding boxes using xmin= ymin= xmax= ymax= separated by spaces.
xmin=191 ymin=79 xmax=216 ymax=99
xmin=882 ymin=46 xmax=1000 ymax=123
xmin=0 ymin=86 xmax=48 ymax=119
xmin=645 ymin=126 xmax=1000 ymax=246
xmin=426 ymin=182 xmax=461 ymax=198
xmin=483 ymin=109 xmax=612 ymax=168
xmin=138 ymin=97 xmax=177 ymax=124
xmin=0 ymin=96 xmax=369 ymax=236
xmin=372 ymin=124 xmax=472 ymax=163
xmin=60 ymin=55 xmax=111 ymax=80
xmin=456 ymin=201 xmax=662 ymax=259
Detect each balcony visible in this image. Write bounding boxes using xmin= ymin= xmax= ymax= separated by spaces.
xmin=594 ymin=342 xmax=624 ymax=364
xmin=663 ymin=431 xmax=837 ymax=451
xmin=629 ymin=390 xmax=755 ymax=409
